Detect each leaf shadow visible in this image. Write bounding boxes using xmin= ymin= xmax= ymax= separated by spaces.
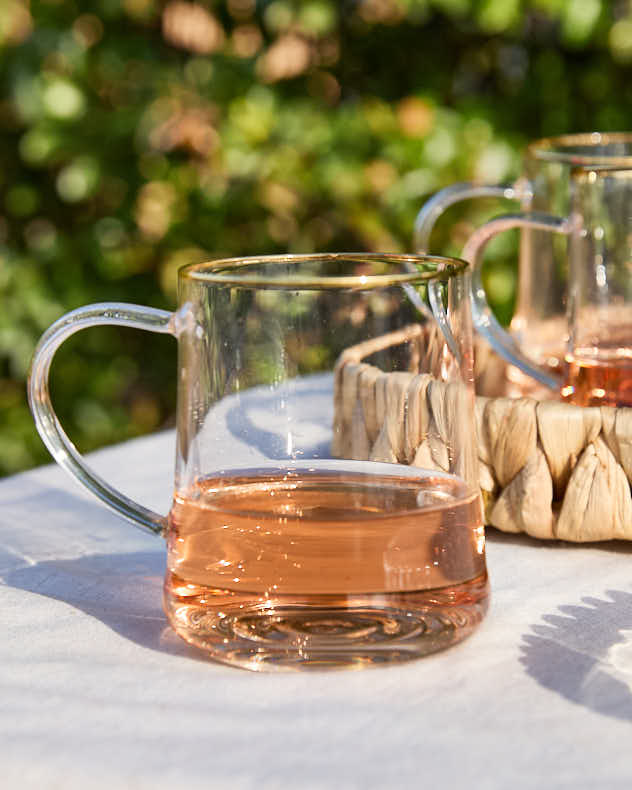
xmin=520 ymin=589 xmax=632 ymax=722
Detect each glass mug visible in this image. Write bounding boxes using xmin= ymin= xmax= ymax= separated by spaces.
xmin=462 ymin=167 xmax=632 ymax=407
xmin=414 ymin=132 xmax=632 ymax=393
xmin=563 ymin=168 xmax=632 ymax=406
xmin=29 ymin=254 xmax=488 ymax=671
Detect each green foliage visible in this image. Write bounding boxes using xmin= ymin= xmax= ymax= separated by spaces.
xmin=1 ymin=0 xmax=631 ymax=474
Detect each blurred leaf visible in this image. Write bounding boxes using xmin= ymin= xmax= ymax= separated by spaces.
xmin=561 ymin=0 xmax=603 ymax=46
xmin=478 ymin=0 xmax=521 ymax=33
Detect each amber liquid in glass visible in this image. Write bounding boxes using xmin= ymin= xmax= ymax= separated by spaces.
xmin=562 ymin=348 xmax=632 ymax=407
xmin=164 ymin=465 xmax=488 ymax=670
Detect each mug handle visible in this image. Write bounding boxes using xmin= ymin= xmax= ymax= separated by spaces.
xmin=28 ymin=302 xmax=177 ymax=536
xmin=413 ymin=182 xmax=529 ymax=253
xmin=411 ymin=181 xmax=529 ymax=368
xmin=462 ymin=213 xmax=572 ymax=392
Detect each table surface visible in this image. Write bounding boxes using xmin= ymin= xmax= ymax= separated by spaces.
xmin=2 ymin=428 xmax=632 ymax=789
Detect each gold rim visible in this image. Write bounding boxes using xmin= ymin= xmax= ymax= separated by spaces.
xmin=527 ymin=132 xmax=632 ymax=166
xmin=179 ymin=253 xmax=469 ymax=288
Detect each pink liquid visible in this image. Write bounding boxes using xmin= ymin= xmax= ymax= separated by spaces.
xmin=163 ymin=466 xmax=489 ymax=670
xmin=563 ymin=349 xmax=632 ymax=407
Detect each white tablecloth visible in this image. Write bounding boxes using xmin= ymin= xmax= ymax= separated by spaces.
xmin=2 ymin=430 xmax=632 ymax=789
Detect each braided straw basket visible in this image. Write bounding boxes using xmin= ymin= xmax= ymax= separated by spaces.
xmin=333 ymin=324 xmax=632 ymax=542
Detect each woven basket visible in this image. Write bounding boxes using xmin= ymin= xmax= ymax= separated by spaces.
xmin=333 ymin=324 xmax=632 ymax=542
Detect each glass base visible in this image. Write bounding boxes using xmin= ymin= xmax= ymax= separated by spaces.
xmin=163 ymin=573 xmax=489 ymax=671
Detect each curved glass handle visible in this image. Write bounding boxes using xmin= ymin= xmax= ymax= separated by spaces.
xmin=410 ymin=182 xmax=529 ymax=367
xmin=462 ymin=213 xmax=572 ymax=392
xmin=413 ymin=182 xmax=529 ymax=253
xmin=28 ymin=303 xmax=177 ymax=536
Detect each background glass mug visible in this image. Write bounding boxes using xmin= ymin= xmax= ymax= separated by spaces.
xmin=461 ymin=168 xmax=632 ymax=408
xmin=564 ymin=168 xmax=632 ymax=407
xmin=29 ymin=253 xmax=488 ymax=671
xmin=414 ymin=132 xmax=632 ymax=393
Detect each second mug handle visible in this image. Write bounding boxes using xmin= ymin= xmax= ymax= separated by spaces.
xmin=413 ymin=181 xmax=572 ymax=392
xmin=28 ymin=302 xmax=178 ymax=536
xmin=413 ymin=181 xmax=529 ymax=253
xmin=462 ymin=212 xmax=572 ymax=392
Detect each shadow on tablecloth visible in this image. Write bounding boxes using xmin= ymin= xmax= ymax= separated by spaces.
xmin=2 ymin=550 xmax=208 ymax=663
xmin=6 ymin=523 xmax=632 ymax=704
xmin=521 ymin=590 xmax=632 ymax=722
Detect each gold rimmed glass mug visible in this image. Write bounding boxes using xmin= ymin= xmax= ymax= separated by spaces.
xmin=29 ymin=254 xmax=488 ymax=671
xmin=414 ymin=132 xmax=632 ymax=394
